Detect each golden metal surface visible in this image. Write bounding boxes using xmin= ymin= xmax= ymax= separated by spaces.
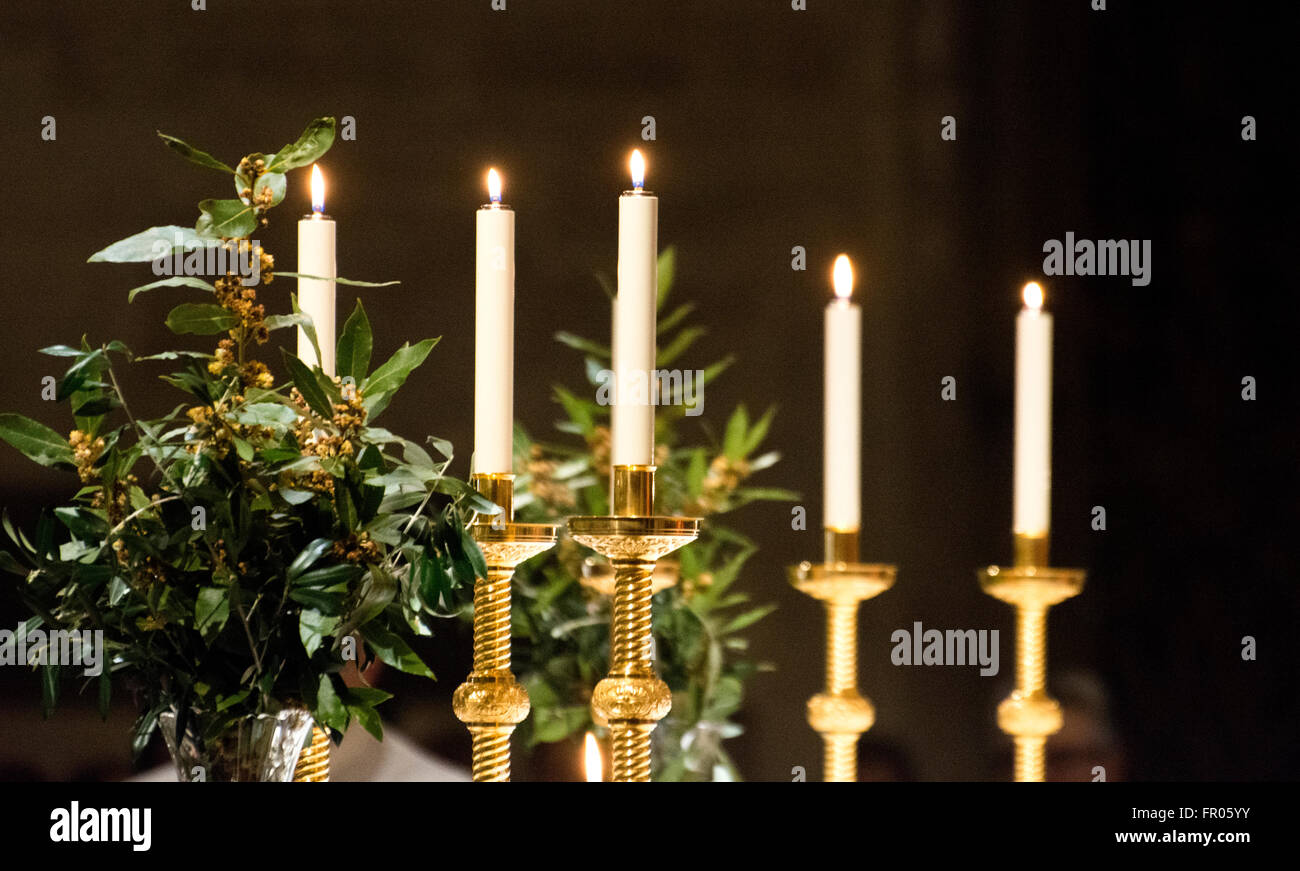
xmin=567 ymin=467 xmax=700 ymax=781
xmin=824 ymin=527 xmax=860 ymax=564
xmin=580 ymin=556 xmax=678 ymax=597
xmin=788 ymin=546 xmax=896 ymax=782
xmin=610 ymin=464 xmax=655 ymax=516
xmin=471 ymin=472 xmax=515 ymax=524
xmin=454 ymin=477 xmax=557 ymax=781
xmin=292 ymin=725 xmax=330 ymax=782
xmin=1013 ymin=531 xmax=1049 ymax=568
xmin=978 ymin=559 xmax=1086 ymax=782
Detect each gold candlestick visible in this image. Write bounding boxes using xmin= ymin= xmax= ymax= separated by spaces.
xmin=568 ymin=465 xmax=700 ymax=782
xmin=978 ymin=532 xmax=1085 ymax=782
xmin=293 ymin=725 xmax=331 ymax=782
xmin=788 ymin=528 xmax=895 ymax=782
xmin=453 ymin=473 xmax=557 ymax=782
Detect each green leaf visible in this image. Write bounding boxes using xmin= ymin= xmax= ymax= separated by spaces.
xmin=362 ymin=623 xmax=434 ymax=678
xmin=299 ymin=608 xmax=339 ymax=657
xmin=287 ymin=537 xmax=334 ymax=581
xmin=554 ymin=331 xmax=610 ymax=358
xmin=313 ymin=672 xmax=350 ymax=733
xmin=657 ymin=301 xmax=696 ymax=336
xmin=196 ymin=198 xmax=258 ymax=239
xmin=228 ymin=402 xmax=298 ymax=427
xmin=362 ymin=338 xmax=438 ymax=420
xmin=289 ymin=293 xmax=322 ymax=365
xmin=216 ymin=689 xmax=250 ymax=713
xmin=264 ymin=312 xmax=309 ymax=332
xmin=56 ymin=349 xmax=106 ymax=400
xmin=88 ymin=225 xmax=219 ymax=263
xmin=657 ymin=325 xmax=705 ymax=368
xmin=252 ymin=171 xmax=286 ymax=206
xmin=295 ymin=563 xmax=364 ymax=589
xmin=719 ymin=604 xmax=776 ymax=635
xmin=336 ymin=299 xmax=373 ymax=382
xmin=656 ymin=246 xmax=676 ymax=308
xmin=165 ymin=302 xmax=238 ymax=335
xmin=722 ymin=405 xmax=749 ymax=459
xmin=53 ymin=506 xmax=108 ymax=541
xmin=156 ymin=132 xmax=234 ymax=173
xmin=742 ymin=406 xmax=777 ymax=456
xmin=0 ymin=413 xmax=75 ymax=467
xmin=267 ymin=117 xmax=337 ymax=172
xmin=127 ymin=275 xmax=215 ymax=303
xmin=281 ymin=350 xmax=334 ymax=417
xmin=274 ymin=272 xmax=400 ymax=288
xmin=195 ymin=587 xmax=230 ymax=640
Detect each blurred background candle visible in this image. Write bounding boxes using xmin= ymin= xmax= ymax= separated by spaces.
xmin=473 ymin=167 xmax=515 ymax=475
xmin=611 ymin=149 xmax=657 ymax=467
xmin=297 ymin=164 xmax=336 ymax=375
xmin=823 ymin=254 xmax=861 ymax=531
xmin=584 ymin=731 xmax=603 ymax=782
xmin=1014 ymin=281 xmax=1053 ymax=536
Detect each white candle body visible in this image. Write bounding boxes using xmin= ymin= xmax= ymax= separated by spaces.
xmin=1014 ymin=306 xmax=1053 ymax=535
xmin=612 ymin=191 xmax=658 ymax=467
xmin=473 ymin=204 xmax=515 ymax=475
xmin=297 ymin=215 xmax=336 ymax=375
xmin=823 ymin=298 xmax=861 ymax=530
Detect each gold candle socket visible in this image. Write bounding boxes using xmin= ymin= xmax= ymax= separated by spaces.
xmin=978 ymin=532 xmax=1086 ymax=782
xmin=788 ymin=528 xmax=896 ymax=782
xmin=453 ymin=473 xmax=557 ymax=782
xmin=567 ymin=465 xmax=700 ymax=782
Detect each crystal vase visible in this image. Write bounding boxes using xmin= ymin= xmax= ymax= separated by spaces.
xmin=159 ymin=707 xmax=316 ymax=782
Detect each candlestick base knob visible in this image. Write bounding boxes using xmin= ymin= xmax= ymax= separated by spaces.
xmin=978 ymin=563 xmax=1086 ymax=782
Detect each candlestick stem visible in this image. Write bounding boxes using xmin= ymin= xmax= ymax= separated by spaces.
xmin=978 ymin=532 xmax=1085 ymax=782
xmin=453 ymin=474 xmax=557 ymax=782
xmin=568 ymin=466 xmax=700 ymax=782
xmin=789 ymin=528 xmax=895 ymax=782
xmin=825 ymin=600 xmax=858 ymax=695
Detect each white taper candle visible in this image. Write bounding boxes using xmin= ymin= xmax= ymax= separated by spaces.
xmin=824 ymin=254 xmax=861 ymax=531
xmin=1013 ymin=281 xmax=1053 ymax=535
xmin=297 ymin=164 xmax=336 ymax=375
xmin=473 ymin=168 xmax=515 ymax=475
xmin=611 ymin=149 xmax=657 ymax=467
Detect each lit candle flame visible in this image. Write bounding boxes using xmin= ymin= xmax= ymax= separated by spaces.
xmin=1022 ymin=281 xmax=1044 ymax=310
xmin=584 ymin=732 xmax=603 ymax=782
xmin=310 ymin=164 xmax=325 ymax=214
xmin=629 ymin=149 xmax=646 ymax=191
xmin=487 ymin=167 xmax=502 ymax=204
xmin=832 ymin=254 xmax=854 ymax=300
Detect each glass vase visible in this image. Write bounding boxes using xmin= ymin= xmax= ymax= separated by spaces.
xmin=159 ymin=707 xmax=316 ymax=782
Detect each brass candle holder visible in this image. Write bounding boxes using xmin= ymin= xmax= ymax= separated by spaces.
xmin=788 ymin=528 xmax=896 ymax=782
xmin=292 ymin=725 xmax=331 ymax=782
xmin=453 ymin=473 xmax=557 ymax=782
xmin=978 ymin=532 xmax=1086 ymax=782
xmin=568 ymin=465 xmax=700 ymax=782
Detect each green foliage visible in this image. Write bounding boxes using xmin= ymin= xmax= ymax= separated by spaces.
xmin=1 ymin=119 xmax=479 ymax=757
xmin=507 ymin=247 xmax=794 ymax=781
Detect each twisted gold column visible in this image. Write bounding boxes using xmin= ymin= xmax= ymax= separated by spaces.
xmin=979 ymin=532 xmax=1086 ymax=782
xmin=292 ymin=725 xmax=330 ymax=782
xmin=789 ymin=529 xmax=895 ymax=783
xmin=453 ymin=474 xmax=556 ymax=782
xmin=569 ymin=465 xmax=700 ymax=782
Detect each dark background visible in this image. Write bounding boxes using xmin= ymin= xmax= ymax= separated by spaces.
xmin=0 ymin=0 xmax=1293 ymax=781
